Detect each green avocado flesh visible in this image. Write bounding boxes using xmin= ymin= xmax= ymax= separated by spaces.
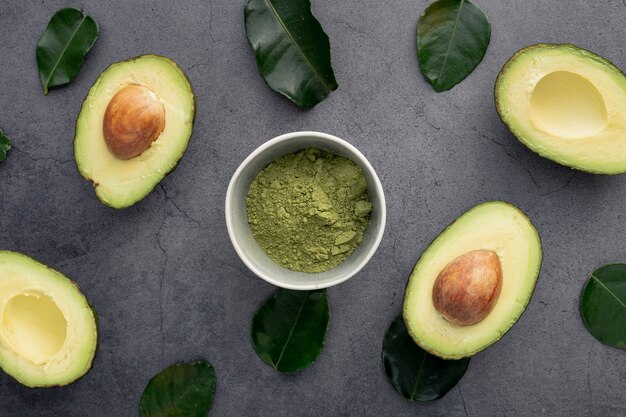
xmin=495 ymin=44 xmax=626 ymax=174
xmin=74 ymin=55 xmax=195 ymax=209
xmin=403 ymin=202 xmax=542 ymax=359
xmin=0 ymin=251 xmax=97 ymax=387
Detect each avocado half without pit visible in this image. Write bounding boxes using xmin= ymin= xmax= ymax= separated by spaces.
xmin=74 ymin=55 xmax=195 ymax=209
xmin=495 ymin=44 xmax=626 ymax=174
xmin=403 ymin=202 xmax=542 ymax=359
xmin=0 ymin=251 xmax=98 ymax=387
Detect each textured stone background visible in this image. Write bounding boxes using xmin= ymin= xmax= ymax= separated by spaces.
xmin=0 ymin=1 xmax=625 ymax=416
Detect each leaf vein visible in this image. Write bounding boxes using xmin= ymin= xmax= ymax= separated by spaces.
xmin=264 ymin=0 xmax=333 ymax=91
xmin=274 ymin=293 xmax=309 ymax=369
xmin=435 ymin=0 xmax=465 ymax=87
xmin=591 ymin=274 xmax=626 ymax=309
xmin=172 ymin=381 xmax=199 ymax=407
xmin=410 ymin=353 xmax=427 ymax=400
xmin=43 ymin=14 xmax=88 ymax=93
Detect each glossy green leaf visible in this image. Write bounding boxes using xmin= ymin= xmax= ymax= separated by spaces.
xmin=417 ymin=0 xmax=491 ymax=92
xmin=581 ymin=264 xmax=626 ymax=350
xmin=382 ymin=316 xmax=470 ymax=401
xmin=252 ymin=288 xmax=330 ymax=372
xmin=0 ymin=129 xmax=11 ymax=163
xmin=36 ymin=8 xmax=99 ymax=95
xmin=139 ymin=361 xmax=216 ymax=417
xmin=244 ymin=0 xmax=338 ymax=109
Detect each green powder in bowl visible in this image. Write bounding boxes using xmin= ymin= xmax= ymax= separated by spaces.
xmin=246 ymin=148 xmax=373 ymax=273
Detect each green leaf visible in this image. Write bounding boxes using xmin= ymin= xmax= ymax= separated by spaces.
xmin=581 ymin=264 xmax=626 ymax=350
xmin=139 ymin=362 xmax=216 ymax=417
xmin=0 ymin=129 xmax=11 ymax=163
xmin=244 ymin=0 xmax=338 ymax=109
xmin=417 ymin=0 xmax=491 ymax=92
xmin=36 ymin=8 xmax=99 ymax=95
xmin=382 ymin=316 xmax=470 ymax=401
xmin=252 ymin=288 xmax=330 ymax=372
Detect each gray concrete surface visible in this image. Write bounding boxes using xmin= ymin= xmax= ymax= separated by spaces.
xmin=0 ymin=0 xmax=625 ymax=416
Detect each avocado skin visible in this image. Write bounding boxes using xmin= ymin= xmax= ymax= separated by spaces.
xmin=401 ymin=201 xmax=543 ymax=359
xmin=494 ymin=43 xmax=626 ymax=175
xmin=0 ymin=251 xmax=99 ymax=388
xmin=73 ymin=54 xmax=196 ymax=209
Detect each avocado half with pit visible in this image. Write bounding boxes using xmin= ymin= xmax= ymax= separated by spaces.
xmin=403 ymin=202 xmax=542 ymax=359
xmin=0 ymin=251 xmax=97 ymax=387
xmin=495 ymin=44 xmax=626 ymax=174
xmin=74 ymin=55 xmax=195 ymax=208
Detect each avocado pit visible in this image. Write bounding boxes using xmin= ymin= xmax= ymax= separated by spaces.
xmin=103 ymin=84 xmax=165 ymax=160
xmin=432 ymin=250 xmax=502 ymax=326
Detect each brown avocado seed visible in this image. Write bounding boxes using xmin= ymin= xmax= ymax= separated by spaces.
xmin=103 ymin=84 xmax=165 ymax=160
xmin=432 ymin=250 xmax=502 ymax=326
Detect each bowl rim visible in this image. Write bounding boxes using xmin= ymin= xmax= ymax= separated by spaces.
xmin=225 ymin=131 xmax=387 ymax=290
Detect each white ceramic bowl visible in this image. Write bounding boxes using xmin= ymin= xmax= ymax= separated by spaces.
xmin=225 ymin=131 xmax=386 ymax=290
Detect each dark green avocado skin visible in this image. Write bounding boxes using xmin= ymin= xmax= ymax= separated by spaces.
xmin=494 ymin=43 xmax=626 ymax=175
